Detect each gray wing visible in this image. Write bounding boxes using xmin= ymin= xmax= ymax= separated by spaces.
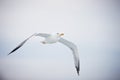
xmin=8 ymin=33 xmax=50 ymax=55
xmin=35 ymin=33 xmax=50 ymax=37
xmin=59 ymin=38 xmax=80 ymax=75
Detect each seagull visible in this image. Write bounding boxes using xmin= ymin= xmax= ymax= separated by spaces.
xmin=8 ymin=33 xmax=80 ymax=75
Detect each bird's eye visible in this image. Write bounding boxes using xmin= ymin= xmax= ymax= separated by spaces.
xmin=57 ymin=33 xmax=59 ymax=35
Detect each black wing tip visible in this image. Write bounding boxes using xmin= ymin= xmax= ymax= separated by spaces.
xmin=8 ymin=52 xmax=12 ymax=55
xmin=8 ymin=50 xmax=15 ymax=55
xmin=75 ymin=61 xmax=80 ymax=76
xmin=76 ymin=66 xmax=80 ymax=76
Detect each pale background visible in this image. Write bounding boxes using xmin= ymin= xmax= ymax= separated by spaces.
xmin=0 ymin=0 xmax=120 ymax=80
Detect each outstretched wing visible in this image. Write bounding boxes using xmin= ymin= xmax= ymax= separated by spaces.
xmin=35 ymin=33 xmax=50 ymax=37
xmin=59 ymin=38 xmax=80 ymax=75
xmin=8 ymin=33 xmax=50 ymax=55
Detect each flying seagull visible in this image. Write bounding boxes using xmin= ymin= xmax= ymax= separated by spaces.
xmin=8 ymin=33 xmax=80 ymax=75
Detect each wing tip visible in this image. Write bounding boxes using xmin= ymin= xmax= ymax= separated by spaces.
xmin=76 ymin=66 xmax=80 ymax=76
xmin=8 ymin=52 xmax=12 ymax=55
xmin=75 ymin=60 xmax=80 ymax=76
xmin=8 ymin=49 xmax=16 ymax=55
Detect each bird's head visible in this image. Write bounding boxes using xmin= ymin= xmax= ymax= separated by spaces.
xmin=56 ymin=33 xmax=64 ymax=37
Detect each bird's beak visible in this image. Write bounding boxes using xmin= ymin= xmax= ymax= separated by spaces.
xmin=60 ymin=33 xmax=64 ymax=36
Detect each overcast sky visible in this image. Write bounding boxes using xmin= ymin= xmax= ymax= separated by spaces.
xmin=0 ymin=0 xmax=120 ymax=80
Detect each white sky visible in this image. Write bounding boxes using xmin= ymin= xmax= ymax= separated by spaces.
xmin=0 ymin=0 xmax=120 ymax=80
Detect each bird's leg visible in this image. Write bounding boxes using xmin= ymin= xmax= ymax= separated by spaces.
xmin=41 ymin=41 xmax=46 ymax=44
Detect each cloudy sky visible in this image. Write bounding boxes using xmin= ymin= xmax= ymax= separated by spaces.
xmin=0 ymin=0 xmax=120 ymax=80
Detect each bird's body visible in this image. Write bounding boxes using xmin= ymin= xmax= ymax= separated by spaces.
xmin=8 ymin=33 xmax=80 ymax=75
xmin=43 ymin=34 xmax=60 ymax=44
